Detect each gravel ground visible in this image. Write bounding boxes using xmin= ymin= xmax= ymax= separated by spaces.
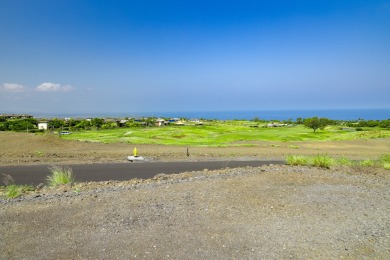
xmin=1 ymin=164 xmax=390 ymax=259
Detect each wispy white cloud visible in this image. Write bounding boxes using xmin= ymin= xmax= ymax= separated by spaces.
xmin=0 ymin=83 xmax=27 ymax=92
xmin=35 ymin=82 xmax=73 ymax=92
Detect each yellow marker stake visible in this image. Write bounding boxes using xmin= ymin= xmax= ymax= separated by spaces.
xmin=133 ymin=147 xmax=138 ymax=157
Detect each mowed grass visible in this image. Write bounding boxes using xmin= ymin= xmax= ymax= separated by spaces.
xmin=62 ymin=121 xmax=390 ymax=147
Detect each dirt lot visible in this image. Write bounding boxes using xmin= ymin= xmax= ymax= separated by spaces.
xmin=1 ymin=132 xmax=390 ymax=259
xmin=0 ymin=131 xmax=389 ymax=166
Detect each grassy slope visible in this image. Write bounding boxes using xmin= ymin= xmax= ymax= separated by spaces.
xmin=62 ymin=122 xmax=390 ymax=147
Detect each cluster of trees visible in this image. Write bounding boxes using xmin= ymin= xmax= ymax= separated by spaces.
xmin=255 ymin=116 xmax=389 ymax=132
xmin=346 ymin=119 xmax=390 ymax=128
xmin=50 ymin=118 xmax=158 ymax=130
xmin=298 ymin=117 xmax=390 ymax=132
xmin=1 ymin=116 xmax=389 ymax=133
xmin=48 ymin=118 xmax=106 ymax=130
xmin=0 ymin=118 xmax=38 ymax=131
xmin=0 ymin=117 xmax=166 ymax=132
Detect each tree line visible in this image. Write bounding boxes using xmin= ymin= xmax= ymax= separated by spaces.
xmin=0 ymin=117 xmax=166 ymax=132
xmin=0 ymin=116 xmax=389 ymax=132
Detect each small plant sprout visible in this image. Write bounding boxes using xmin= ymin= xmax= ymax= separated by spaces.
xmin=46 ymin=166 xmax=75 ymax=187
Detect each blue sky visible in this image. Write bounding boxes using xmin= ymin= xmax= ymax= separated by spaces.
xmin=1 ymin=0 xmax=389 ymax=115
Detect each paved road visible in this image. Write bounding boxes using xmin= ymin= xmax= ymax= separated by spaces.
xmin=0 ymin=160 xmax=284 ymax=186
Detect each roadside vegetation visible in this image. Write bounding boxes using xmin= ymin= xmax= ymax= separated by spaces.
xmin=46 ymin=166 xmax=75 ymax=187
xmin=286 ymin=154 xmax=390 ymax=170
xmin=0 ymin=174 xmax=34 ymax=199
xmin=1 ymin=166 xmax=76 ymax=199
xmin=1 ymin=154 xmax=389 ymax=200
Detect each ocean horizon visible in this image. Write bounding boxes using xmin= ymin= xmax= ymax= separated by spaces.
xmin=31 ymin=108 xmax=390 ymax=121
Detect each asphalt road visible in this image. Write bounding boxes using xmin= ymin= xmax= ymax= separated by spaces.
xmin=0 ymin=160 xmax=284 ymax=186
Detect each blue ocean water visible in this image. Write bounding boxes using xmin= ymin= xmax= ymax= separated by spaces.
xmin=154 ymin=109 xmax=390 ymax=121
xmin=44 ymin=108 xmax=390 ymax=121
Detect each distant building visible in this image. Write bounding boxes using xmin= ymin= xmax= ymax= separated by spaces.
xmin=156 ymin=118 xmax=165 ymax=126
xmin=38 ymin=122 xmax=48 ymax=130
xmin=175 ymin=121 xmax=186 ymax=126
xmin=168 ymin=118 xmax=180 ymax=123
xmin=0 ymin=114 xmax=33 ymax=119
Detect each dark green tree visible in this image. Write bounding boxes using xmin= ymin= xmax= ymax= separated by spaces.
xmin=296 ymin=118 xmax=303 ymax=124
xmin=379 ymin=119 xmax=390 ymax=128
xmin=6 ymin=119 xmax=37 ymax=131
xmin=91 ymin=118 xmax=104 ymax=129
xmin=304 ymin=117 xmax=330 ymax=132
xmin=76 ymin=120 xmax=92 ymax=130
xmin=0 ymin=122 xmax=8 ymax=131
xmin=49 ymin=119 xmax=64 ymax=129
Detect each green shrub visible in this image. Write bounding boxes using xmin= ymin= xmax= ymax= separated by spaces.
xmin=311 ymin=154 xmax=334 ymax=169
xmin=383 ymin=163 xmax=390 ymax=170
xmin=2 ymin=174 xmax=20 ymax=198
xmin=379 ymin=155 xmax=390 ymax=170
xmin=337 ymin=157 xmax=354 ymax=166
xmin=286 ymin=154 xmax=390 ymax=170
xmin=2 ymin=174 xmax=19 ymax=198
xmin=379 ymin=154 xmax=390 ymax=163
xmin=5 ymin=184 xmax=22 ymax=198
xmin=46 ymin=166 xmax=75 ymax=187
xmin=360 ymin=159 xmax=375 ymax=167
xmin=4 ymin=185 xmax=33 ymax=198
xmin=286 ymin=155 xmax=308 ymax=166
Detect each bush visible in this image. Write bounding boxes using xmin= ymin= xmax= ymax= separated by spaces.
xmin=5 ymin=185 xmax=22 ymax=198
xmin=46 ymin=166 xmax=75 ymax=186
xmin=286 ymin=155 xmax=309 ymax=166
xmin=360 ymin=159 xmax=375 ymax=167
xmin=311 ymin=154 xmax=334 ymax=169
xmin=286 ymin=154 xmax=334 ymax=168
xmin=1 ymin=174 xmax=34 ymax=198
xmin=383 ymin=163 xmax=390 ymax=170
xmin=379 ymin=155 xmax=390 ymax=170
xmin=337 ymin=157 xmax=354 ymax=166
xmin=379 ymin=154 xmax=390 ymax=163
xmin=286 ymin=154 xmax=390 ymax=171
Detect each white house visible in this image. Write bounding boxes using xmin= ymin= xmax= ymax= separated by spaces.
xmin=156 ymin=118 xmax=165 ymax=126
xmin=38 ymin=122 xmax=48 ymax=130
